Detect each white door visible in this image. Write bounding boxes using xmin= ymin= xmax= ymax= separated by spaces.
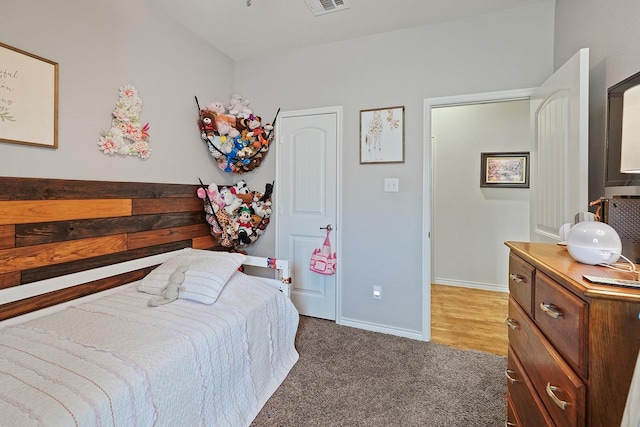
xmin=276 ymin=107 xmax=341 ymax=320
xmin=530 ymin=48 xmax=589 ymax=242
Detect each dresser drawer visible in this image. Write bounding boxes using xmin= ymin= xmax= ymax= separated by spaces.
xmin=534 ymin=271 xmax=588 ymax=377
xmin=506 ymin=396 xmax=518 ymax=427
xmin=507 ymin=347 xmax=554 ymax=426
xmin=507 ymin=298 xmax=585 ymax=427
xmin=509 ymin=253 xmax=534 ymax=316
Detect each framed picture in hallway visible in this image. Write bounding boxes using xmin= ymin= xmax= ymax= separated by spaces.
xmin=480 ymin=152 xmax=530 ymax=188
xmin=0 ymin=42 xmax=58 ymax=149
xmin=359 ymin=106 xmax=404 ymax=164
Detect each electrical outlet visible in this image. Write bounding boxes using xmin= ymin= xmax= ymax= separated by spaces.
xmin=373 ymin=285 xmax=382 ymax=300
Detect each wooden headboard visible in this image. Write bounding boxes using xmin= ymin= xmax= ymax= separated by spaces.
xmin=0 ymin=176 xmax=221 ymax=321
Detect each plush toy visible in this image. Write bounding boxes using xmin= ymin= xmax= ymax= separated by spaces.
xmin=227 ymin=93 xmax=252 ymax=118
xmin=234 ymin=118 xmax=249 ymax=139
xmin=216 ymin=208 xmax=238 ymax=246
xmin=224 ymin=214 xmax=240 ymax=242
xmin=239 ymin=152 xmax=264 ymax=173
xmin=250 ymin=213 xmax=263 ymax=229
xmin=148 ymin=265 xmax=187 ymax=307
xmin=236 ymin=205 xmax=256 ymax=244
xmin=220 ymin=186 xmax=243 ymax=215
xmin=224 ymin=136 xmax=252 ymax=172
xmin=215 ymin=112 xmax=237 ymax=134
xmin=216 ymin=121 xmax=232 ymax=137
xmin=219 ymin=137 xmax=234 ymax=154
xmin=197 ymin=180 xmax=274 ymax=248
xmin=232 ymin=180 xmax=254 ymax=203
xmin=252 ymin=198 xmax=272 ymax=217
xmin=205 ymin=101 xmax=226 ymax=114
xmin=246 ymin=115 xmax=261 ymax=131
xmin=197 ymin=183 xmax=224 ymax=212
xmin=198 ymin=110 xmax=218 ymax=139
xmin=260 ymin=181 xmax=274 ymax=202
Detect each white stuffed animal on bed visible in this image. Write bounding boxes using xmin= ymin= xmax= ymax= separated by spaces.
xmin=148 ymin=265 xmax=187 ymax=307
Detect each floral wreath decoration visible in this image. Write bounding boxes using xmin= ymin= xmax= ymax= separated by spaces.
xmin=197 ymin=178 xmax=274 ymax=248
xmin=195 ymin=94 xmax=279 ymax=174
xmin=98 ymin=85 xmax=151 ymax=159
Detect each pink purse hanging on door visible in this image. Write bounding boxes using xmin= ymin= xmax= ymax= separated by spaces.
xmin=309 ymin=227 xmax=336 ymax=275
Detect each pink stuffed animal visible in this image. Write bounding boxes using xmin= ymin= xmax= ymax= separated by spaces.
xmin=197 ymin=183 xmax=224 ymax=212
xmin=205 ymin=101 xmax=226 ymax=114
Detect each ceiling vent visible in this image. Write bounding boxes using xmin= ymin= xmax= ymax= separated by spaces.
xmin=303 ymin=0 xmax=350 ymax=16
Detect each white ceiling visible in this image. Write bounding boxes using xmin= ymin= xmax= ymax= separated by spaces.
xmin=149 ymin=0 xmax=553 ymax=61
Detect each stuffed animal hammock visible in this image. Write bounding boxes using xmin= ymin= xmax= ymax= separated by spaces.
xmin=198 ymin=178 xmax=273 ymax=248
xmin=195 ymin=94 xmax=279 ymax=174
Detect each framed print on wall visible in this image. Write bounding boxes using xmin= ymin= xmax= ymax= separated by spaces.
xmin=0 ymin=42 xmax=59 ymax=148
xmin=360 ymin=105 xmax=404 ymax=164
xmin=480 ymin=152 xmax=530 ymax=188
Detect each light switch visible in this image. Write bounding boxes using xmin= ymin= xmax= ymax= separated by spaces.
xmin=384 ymin=178 xmax=399 ymax=192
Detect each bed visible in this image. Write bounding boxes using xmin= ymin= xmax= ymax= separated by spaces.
xmin=0 ymin=177 xmax=299 ymax=426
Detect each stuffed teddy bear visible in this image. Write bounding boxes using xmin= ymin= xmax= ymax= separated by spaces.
xmin=148 ymin=265 xmax=187 ymax=307
xmin=233 ymin=117 xmax=249 ymax=139
xmin=198 ymin=110 xmax=218 ymax=139
xmin=220 ymin=186 xmax=243 ymax=215
xmin=228 ymin=94 xmax=252 ymax=118
xmin=205 ymin=101 xmax=226 ymax=115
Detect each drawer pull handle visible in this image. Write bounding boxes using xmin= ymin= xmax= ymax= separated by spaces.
xmin=509 ymin=273 xmax=525 ymax=284
xmin=546 ymin=383 xmax=569 ymax=410
xmin=505 ymin=369 xmax=518 ymax=383
xmin=540 ymin=302 xmax=563 ymax=319
xmin=505 ymin=318 xmax=520 ymax=330
xmin=505 ymin=422 xmax=517 ymax=427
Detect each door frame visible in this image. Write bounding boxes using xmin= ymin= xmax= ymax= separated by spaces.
xmin=422 ymin=88 xmax=533 ymax=341
xmin=275 ymin=106 xmax=343 ymax=324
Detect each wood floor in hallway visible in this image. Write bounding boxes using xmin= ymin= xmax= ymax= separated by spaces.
xmin=431 ymin=284 xmax=509 ymax=356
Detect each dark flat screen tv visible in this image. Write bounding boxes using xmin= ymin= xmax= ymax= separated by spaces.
xmin=604 ymin=70 xmax=640 ymax=197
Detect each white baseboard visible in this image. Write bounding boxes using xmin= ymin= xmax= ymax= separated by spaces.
xmin=338 ymin=317 xmax=424 ymax=341
xmin=432 ymin=278 xmax=508 ymax=293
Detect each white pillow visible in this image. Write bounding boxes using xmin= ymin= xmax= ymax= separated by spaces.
xmin=179 ymin=266 xmax=235 ymax=304
xmin=138 ymin=250 xmax=246 ymax=304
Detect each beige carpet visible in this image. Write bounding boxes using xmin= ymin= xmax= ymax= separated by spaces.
xmin=251 ymin=316 xmax=507 ymax=426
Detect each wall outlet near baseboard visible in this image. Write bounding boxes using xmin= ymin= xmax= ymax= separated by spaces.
xmin=373 ymin=285 xmax=382 ymax=299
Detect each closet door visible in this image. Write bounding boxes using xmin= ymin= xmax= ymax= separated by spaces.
xmin=276 ymin=107 xmax=341 ymax=320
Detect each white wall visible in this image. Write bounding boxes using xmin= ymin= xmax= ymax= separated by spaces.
xmin=234 ymin=3 xmax=555 ymax=333
xmin=6 ymin=0 xmax=636 ymax=337
xmin=554 ymin=0 xmax=640 ymax=201
xmin=0 ymin=0 xmax=235 ymax=186
xmin=0 ymin=0 xmax=556 ymax=336
xmin=432 ymin=100 xmax=531 ymax=292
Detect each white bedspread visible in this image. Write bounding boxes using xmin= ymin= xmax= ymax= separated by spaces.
xmin=0 ymin=271 xmax=299 ymax=427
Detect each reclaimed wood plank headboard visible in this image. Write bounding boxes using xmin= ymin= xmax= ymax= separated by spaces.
xmin=0 ymin=176 xmax=221 ymax=320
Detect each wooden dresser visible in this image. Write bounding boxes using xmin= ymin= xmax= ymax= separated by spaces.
xmin=505 ymin=241 xmax=640 ymax=426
